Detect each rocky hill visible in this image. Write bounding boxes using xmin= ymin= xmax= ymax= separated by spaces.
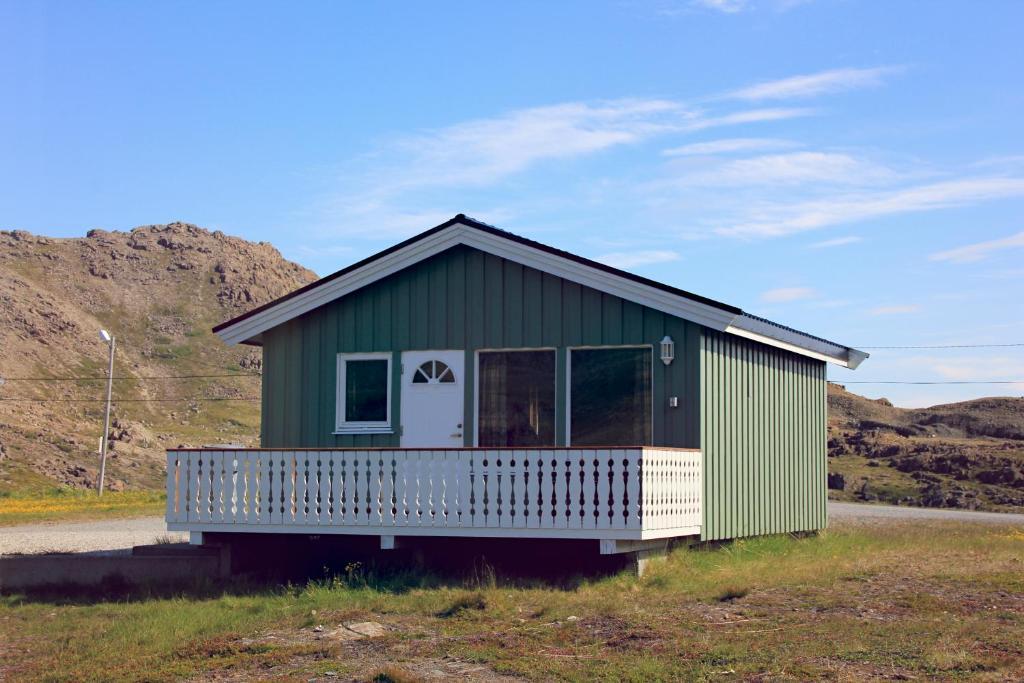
xmin=3 ymin=225 xmax=1023 ymax=513
xmin=827 ymin=384 xmax=1024 ymax=512
xmin=0 ymin=223 xmax=316 ymax=493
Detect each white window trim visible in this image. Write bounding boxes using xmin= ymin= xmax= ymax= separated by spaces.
xmin=473 ymin=347 xmax=558 ymax=447
xmin=334 ymin=352 xmax=393 ymax=435
xmin=566 ymin=345 xmax=654 ymax=447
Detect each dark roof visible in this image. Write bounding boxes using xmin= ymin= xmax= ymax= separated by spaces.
xmin=213 ymin=214 xmax=741 ymax=335
xmin=739 ymin=313 xmax=849 ymax=352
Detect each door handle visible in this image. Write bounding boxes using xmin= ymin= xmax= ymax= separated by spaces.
xmin=451 ymin=433 xmax=463 ymax=438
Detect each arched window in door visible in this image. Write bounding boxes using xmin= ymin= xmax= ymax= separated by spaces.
xmin=411 ymin=360 xmax=456 ymax=384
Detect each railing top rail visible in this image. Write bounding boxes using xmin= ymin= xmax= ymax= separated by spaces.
xmin=167 ymin=446 xmax=702 ymax=453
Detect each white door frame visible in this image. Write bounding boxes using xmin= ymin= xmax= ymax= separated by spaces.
xmin=400 ymin=349 xmax=464 ymax=448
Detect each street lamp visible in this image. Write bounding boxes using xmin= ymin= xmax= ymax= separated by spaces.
xmin=97 ymin=329 xmax=115 ymax=496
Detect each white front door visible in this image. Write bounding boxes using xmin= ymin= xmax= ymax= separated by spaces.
xmin=400 ymin=350 xmax=464 ymax=447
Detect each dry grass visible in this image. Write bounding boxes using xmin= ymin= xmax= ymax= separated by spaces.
xmin=0 ymin=489 xmax=165 ymax=526
xmin=1 ymin=520 xmax=1023 ymax=681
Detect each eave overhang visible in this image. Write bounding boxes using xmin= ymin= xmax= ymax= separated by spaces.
xmin=213 ymin=215 xmax=867 ymax=369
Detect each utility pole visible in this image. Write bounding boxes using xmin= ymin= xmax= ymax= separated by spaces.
xmin=98 ymin=329 xmax=115 ymax=496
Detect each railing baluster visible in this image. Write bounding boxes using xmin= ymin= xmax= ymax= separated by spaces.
xmin=498 ymin=451 xmax=511 ymax=528
xmin=231 ymin=451 xmax=243 ymax=522
xmin=595 ymin=449 xmax=610 ymax=530
xmin=175 ymin=451 xmax=189 ymax=523
xmin=165 ymin=452 xmax=176 ymax=523
xmin=318 ymin=450 xmax=330 ymax=525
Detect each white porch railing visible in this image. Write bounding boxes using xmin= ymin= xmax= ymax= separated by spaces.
xmin=166 ymin=447 xmax=701 ymax=541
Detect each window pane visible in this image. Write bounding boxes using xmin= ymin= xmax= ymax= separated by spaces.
xmin=478 ymin=351 xmax=555 ymax=447
xmin=345 ymin=359 xmax=388 ymax=422
xmin=570 ymin=348 xmax=651 ymax=446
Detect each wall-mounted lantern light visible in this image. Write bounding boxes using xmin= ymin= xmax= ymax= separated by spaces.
xmin=660 ymin=335 xmax=675 ymax=366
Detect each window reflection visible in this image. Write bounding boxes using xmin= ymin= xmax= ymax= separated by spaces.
xmin=570 ymin=347 xmax=651 ymax=446
xmin=478 ymin=350 xmax=555 ymax=447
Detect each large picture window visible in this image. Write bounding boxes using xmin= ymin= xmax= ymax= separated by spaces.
xmin=569 ymin=347 xmax=652 ymax=446
xmin=335 ymin=353 xmax=392 ymax=433
xmin=477 ymin=350 xmax=556 ymax=447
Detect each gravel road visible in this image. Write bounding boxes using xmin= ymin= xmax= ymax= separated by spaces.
xmin=3 ymin=503 xmax=1022 ymax=556
xmin=829 ymin=501 xmax=1024 ymax=524
xmin=0 ymin=517 xmax=185 ymax=556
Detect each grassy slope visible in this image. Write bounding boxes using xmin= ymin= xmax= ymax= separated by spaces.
xmin=0 ymin=490 xmax=165 ymax=526
xmin=2 ymin=521 xmax=1023 ymax=681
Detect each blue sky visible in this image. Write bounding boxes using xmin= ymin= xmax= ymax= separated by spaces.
xmin=2 ymin=0 xmax=1022 ymax=407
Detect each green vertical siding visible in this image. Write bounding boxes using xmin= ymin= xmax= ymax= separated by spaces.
xmin=699 ymin=330 xmax=827 ymax=541
xmin=260 ymin=244 xmax=701 ymax=450
xmin=258 ymin=242 xmax=830 ymax=542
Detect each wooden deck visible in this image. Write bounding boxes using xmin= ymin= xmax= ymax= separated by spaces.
xmin=166 ymin=447 xmax=702 ymax=543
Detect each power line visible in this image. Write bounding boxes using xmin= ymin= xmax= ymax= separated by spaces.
xmin=0 ymin=396 xmax=261 ymax=403
xmin=856 ymin=343 xmax=1024 ymax=349
xmin=0 ymin=373 xmax=260 ymax=382
xmin=830 ymin=380 xmax=1023 ymax=385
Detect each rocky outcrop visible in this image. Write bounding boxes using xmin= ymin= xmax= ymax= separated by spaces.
xmin=828 ymin=384 xmax=1024 ymax=512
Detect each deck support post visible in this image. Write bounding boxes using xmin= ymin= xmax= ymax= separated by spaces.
xmin=189 ymin=531 xmax=204 ymax=546
xmin=380 ymin=535 xmax=401 ymax=550
xmin=599 ymin=539 xmax=671 ymax=578
xmin=632 ymin=547 xmax=668 ymax=578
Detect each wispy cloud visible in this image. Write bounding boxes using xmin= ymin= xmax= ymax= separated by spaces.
xmin=316 ymin=202 xmax=470 ymax=239
xmin=682 ymin=0 xmax=813 ymax=14
xmin=809 ymin=236 xmax=861 ymax=249
xmin=810 ymin=298 xmax=853 ymax=309
xmin=684 ymin=107 xmax=814 ymax=130
xmin=691 ymin=0 xmax=747 ymax=13
xmin=379 ymin=101 xmax=810 ymax=188
xmin=662 ymin=137 xmax=796 ymax=156
xmin=716 ymin=177 xmax=1024 ymax=237
xmin=320 ymin=98 xmax=816 ymax=237
xmin=384 ymin=99 xmax=692 ymax=189
xmin=939 ymin=362 xmax=1024 ymax=383
xmin=760 ymin=286 xmax=816 ymax=303
xmin=905 ymin=355 xmax=1024 ymax=382
xmin=869 ymin=304 xmax=920 ymax=315
xmin=595 ymin=249 xmax=681 ymax=269
xmin=725 ymin=66 xmax=901 ymax=101
xmin=928 ymin=231 xmax=1024 ymax=263
xmin=976 ymin=268 xmax=1024 ymax=280
xmin=681 ymin=151 xmax=895 ymax=187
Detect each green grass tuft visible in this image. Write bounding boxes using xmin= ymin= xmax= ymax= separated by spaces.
xmin=436 ymin=591 xmax=487 ymax=618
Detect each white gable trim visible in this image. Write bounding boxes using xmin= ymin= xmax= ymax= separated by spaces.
xmin=215 ymin=221 xmax=863 ymax=368
xmin=725 ymin=315 xmax=867 ymax=369
xmin=216 ymin=221 xmax=737 ymax=345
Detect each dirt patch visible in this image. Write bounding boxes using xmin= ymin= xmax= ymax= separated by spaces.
xmin=191 ymin=616 xmax=519 ymax=682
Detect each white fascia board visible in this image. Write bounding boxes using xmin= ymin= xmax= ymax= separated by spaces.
xmin=726 ymin=314 xmax=867 ymax=368
xmin=457 ymin=228 xmax=738 ymax=331
xmin=215 ymin=221 xmax=865 ymax=368
xmin=216 ymin=222 xmax=739 ymax=345
xmin=216 ymin=228 xmax=465 ymax=345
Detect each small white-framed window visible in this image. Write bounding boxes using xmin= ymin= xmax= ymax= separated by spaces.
xmin=334 ymin=352 xmax=392 ymax=434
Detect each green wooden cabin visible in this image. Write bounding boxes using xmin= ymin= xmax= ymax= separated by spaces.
xmin=208 ymin=215 xmax=866 ymax=542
